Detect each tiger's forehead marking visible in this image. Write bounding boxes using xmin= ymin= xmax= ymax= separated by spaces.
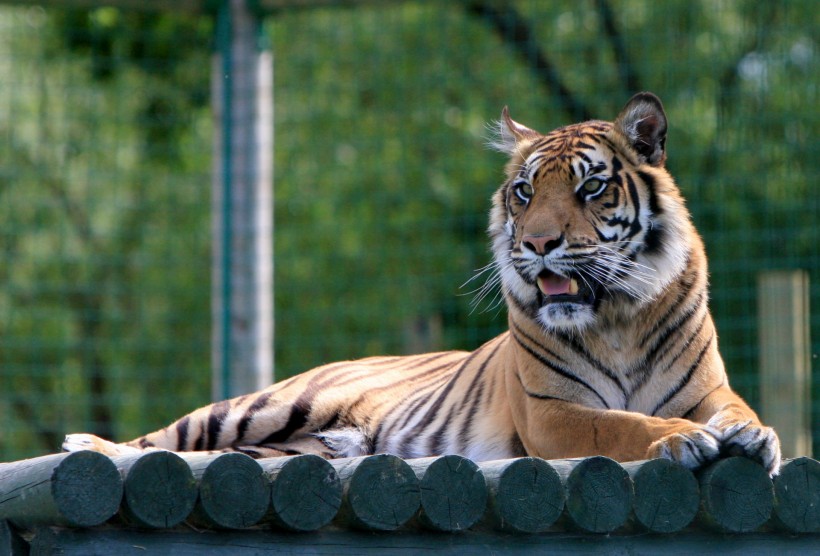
xmin=520 ymin=121 xmax=614 ymax=183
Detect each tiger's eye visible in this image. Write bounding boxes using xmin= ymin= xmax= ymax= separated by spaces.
xmin=583 ymin=179 xmax=603 ymax=193
xmin=514 ymin=182 xmax=534 ymax=202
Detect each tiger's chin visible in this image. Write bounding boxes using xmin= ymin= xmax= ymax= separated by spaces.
xmin=537 ymin=301 xmax=598 ymax=331
xmin=533 ymin=270 xmax=601 ymax=331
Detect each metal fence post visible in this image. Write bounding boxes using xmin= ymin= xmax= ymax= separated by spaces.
xmin=211 ymin=0 xmax=274 ymax=400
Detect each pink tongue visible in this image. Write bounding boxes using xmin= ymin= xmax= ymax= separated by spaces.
xmin=538 ymin=273 xmax=571 ymax=296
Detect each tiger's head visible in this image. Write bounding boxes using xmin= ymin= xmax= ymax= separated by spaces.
xmin=489 ymin=92 xmax=692 ymax=331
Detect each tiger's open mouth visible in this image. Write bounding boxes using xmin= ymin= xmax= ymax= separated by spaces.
xmin=536 ymin=270 xmax=597 ymax=305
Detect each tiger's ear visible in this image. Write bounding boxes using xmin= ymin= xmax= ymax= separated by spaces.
xmin=490 ymin=106 xmax=540 ymax=155
xmin=614 ymin=92 xmax=668 ymax=166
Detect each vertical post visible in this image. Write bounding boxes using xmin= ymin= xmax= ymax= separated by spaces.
xmin=757 ymin=270 xmax=812 ymax=457
xmin=212 ymin=0 xmax=274 ymax=401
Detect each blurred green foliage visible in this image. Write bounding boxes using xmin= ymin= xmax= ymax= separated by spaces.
xmin=0 ymin=1 xmax=816 ymax=460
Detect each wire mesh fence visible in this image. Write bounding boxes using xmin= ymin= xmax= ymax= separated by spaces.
xmin=0 ymin=0 xmax=817 ymax=461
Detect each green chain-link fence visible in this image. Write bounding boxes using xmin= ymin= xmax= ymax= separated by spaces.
xmin=0 ymin=1 xmax=817 ymax=461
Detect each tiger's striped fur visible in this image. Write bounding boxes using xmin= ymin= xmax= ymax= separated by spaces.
xmin=64 ymin=93 xmax=781 ymax=475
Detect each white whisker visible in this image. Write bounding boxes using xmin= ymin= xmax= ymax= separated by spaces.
xmin=461 ymin=259 xmax=515 ymax=315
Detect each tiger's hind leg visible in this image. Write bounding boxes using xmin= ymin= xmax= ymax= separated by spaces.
xmin=63 ymin=433 xmax=145 ymax=457
xmin=63 ymin=433 xmax=306 ymax=459
xmin=61 ymin=361 xmax=378 ymax=459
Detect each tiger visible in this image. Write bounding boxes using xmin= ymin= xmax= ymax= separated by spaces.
xmin=64 ymin=92 xmax=781 ymax=476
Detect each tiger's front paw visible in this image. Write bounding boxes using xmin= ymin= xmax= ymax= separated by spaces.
xmin=646 ymin=426 xmax=721 ymax=471
xmin=709 ymin=417 xmax=782 ymax=477
xmin=62 ymin=433 xmax=142 ymax=457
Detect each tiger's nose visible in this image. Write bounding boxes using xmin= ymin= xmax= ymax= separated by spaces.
xmin=522 ymin=233 xmax=564 ymax=255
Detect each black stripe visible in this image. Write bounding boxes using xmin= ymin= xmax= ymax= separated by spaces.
xmin=175 ymin=416 xmax=190 ymax=451
xmin=193 ymin=421 xmax=204 ymax=451
xmin=512 ymin=322 xmax=569 ymax=365
xmin=643 ymin=222 xmax=665 ymax=255
xmin=526 ymin=153 xmax=547 ymax=168
xmin=426 ymin=341 xmax=503 ymax=454
xmin=627 ymin=311 xmax=708 ymax=398
xmin=392 ymin=374 xmax=451 ymax=431
xmin=645 ymin=290 xmax=706 ymax=366
xmin=251 ymin=361 xmax=378 ymax=446
xmin=505 ymin=291 xmax=538 ymax=320
xmin=644 ymin=295 xmax=706 ymax=369
xmin=624 ymin=174 xmax=643 ymax=239
xmin=369 ymin=366 xmax=457 ymax=451
xmin=589 ymin=162 xmax=608 ymax=174
xmin=236 ymin=392 xmax=273 ymax=443
xmin=391 ymin=351 xmax=458 ymax=371
xmin=554 ymin=329 xmax=627 ymax=400
xmin=681 ymin=380 xmax=725 ymax=419
xmin=364 ymin=356 xmax=463 ymax=448
xmin=259 ymin=403 xmax=309 ymax=445
xmin=637 ymin=170 xmax=663 ymax=216
xmin=408 ymin=344 xmax=494 ymax=438
xmin=656 ymin=312 xmax=709 ymax=373
xmin=460 ymin=380 xmax=486 ymax=452
xmin=650 ymin=334 xmax=714 ymax=416
xmin=428 ymin=400 xmax=462 ymax=455
xmin=638 ymin=261 xmax=697 ymax=348
xmin=511 ymin=328 xmax=610 ymax=408
xmin=206 ymin=400 xmax=231 ymax=451
xmin=610 ymin=154 xmax=623 ymax=175
xmin=515 ymin=371 xmax=570 ymax=402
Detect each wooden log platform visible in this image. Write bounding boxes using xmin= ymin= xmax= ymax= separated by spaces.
xmin=0 ymin=451 xmax=122 ymax=528
xmin=260 ymin=454 xmax=342 ymax=532
xmin=408 ymin=455 xmax=487 ymax=532
xmin=26 ymin=527 xmax=820 ymax=555
xmin=330 ymin=454 xmax=420 ymax=531
xmin=0 ymin=451 xmax=816 ymax=555
xmin=623 ymin=458 xmax=700 ymax=533
xmin=551 ymin=456 xmax=634 ymax=533
xmin=182 ymin=452 xmax=270 ymax=529
xmin=772 ymin=457 xmax=820 ymax=533
xmin=113 ymin=451 xmax=198 ymax=529
xmin=698 ymin=456 xmax=774 ymax=533
xmin=478 ymin=457 xmax=564 ymax=533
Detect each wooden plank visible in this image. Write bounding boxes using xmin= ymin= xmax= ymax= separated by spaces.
xmin=622 ymin=458 xmax=699 ymax=533
xmin=181 ymin=452 xmax=270 ymax=529
xmin=407 ymin=455 xmax=487 ymax=532
xmin=698 ymin=457 xmax=773 ymax=533
xmin=478 ymin=457 xmax=564 ymax=533
xmin=550 ymin=456 xmax=633 ymax=533
xmin=0 ymin=451 xmax=122 ymax=528
xmin=771 ymin=457 xmax=820 ymax=533
xmin=259 ymin=454 xmax=342 ymax=532
xmin=757 ymin=270 xmax=812 ymax=458
xmin=329 ymin=454 xmax=420 ymax=531
xmin=29 ymin=527 xmax=820 ymax=555
xmin=112 ymin=452 xmax=198 ymax=529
